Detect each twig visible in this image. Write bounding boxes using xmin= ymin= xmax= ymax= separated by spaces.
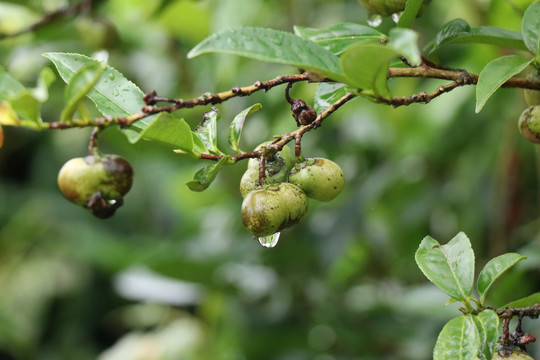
xmin=488 ymin=304 xmax=540 ymax=319
xmin=0 ymin=0 xmax=92 ymax=40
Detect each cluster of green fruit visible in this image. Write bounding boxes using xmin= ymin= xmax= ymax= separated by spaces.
xmin=240 ymin=143 xmax=345 ymax=238
xmin=518 ymin=69 xmax=540 ymax=143
xmin=57 ymin=154 xmax=133 ymax=219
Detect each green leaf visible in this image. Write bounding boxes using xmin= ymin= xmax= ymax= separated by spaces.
xmin=133 ymin=113 xmax=195 ymax=154
xmin=186 ymin=155 xmax=230 ymax=192
xmin=228 ymin=103 xmax=262 ymax=153
xmin=433 ymin=315 xmax=480 ymax=360
xmin=314 ymin=83 xmax=356 ymax=113
xmin=424 ymin=19 xmax=526 ymax=61
xmin=187 ymin=27 xmax=345 ymax=81
xmin=475 ymin=55 xmax=532 ymax=113
xmin=522 ymin=2 xmax=540 ymax=56
xmin=31 ymin=67 xmax=56 ymax=102
xmin=340 ymin=43 xmax=400 ymax=98
xmin=504 ymin=292 xmax=540 ymax=308
xmin=43 ymin=52 xmax=152 ymax=142
xmin=473 ymin=310 xmax=499 ymax=360
xmin=294 ymin=23 xmax=386 ymax=56
xmin=477 ymin=253 xmax=527 ymax=305
xmin=388 ymin=28 xmax=421 ymax=66
xmin=397 ymin=0 xmax=424 ymax=28
xmin=0 ymin=67 xmax=26 ymax=100
xmin=61 ymin=62 xmax=106 ymax=122
xmin=194 ymin=108 xmax=222 ymax=155
xmin=415 ymin=232 xmax=475 ymax=301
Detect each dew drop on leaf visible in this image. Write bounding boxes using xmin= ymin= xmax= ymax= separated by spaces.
xmin=367 ymin=14 xmax=382 ymax=27
xmin=258 ymin=232 xmax=280 ymax=248
xmin=391 ymin=12 xmax=402 ymax=23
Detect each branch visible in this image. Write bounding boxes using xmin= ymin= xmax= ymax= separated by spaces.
xmin=489 ymin=304 xmax=540 ymax=319
xmin=0 ymin=0 xmax=92 ymax=40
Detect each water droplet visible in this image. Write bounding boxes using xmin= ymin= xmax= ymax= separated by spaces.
xmin=392 ymin=12 xmax=402 ymax=23
xmin=108 ymin=73 xmax=115 ymax=81
xmin=270 ymin=34 xmax=284 ymax=46
xmin=367 ymin=14 xmax=382 ymax=27
xmin=258 ymin=232 xmax=280 ymax=248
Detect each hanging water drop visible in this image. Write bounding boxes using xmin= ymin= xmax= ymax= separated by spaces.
xmin=392 ymin=12 xmax=402 ymax=23
xmin=367 ymin=14 xmax=382 ymax=27
xmin=258 ymin=232 xmax=280 ymax=248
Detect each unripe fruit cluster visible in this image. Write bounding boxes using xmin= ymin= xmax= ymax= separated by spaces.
xmin=57 ymin=154 xmax=133 ymax=219
xmin=240 ymin=143 xmax=345 ymax=238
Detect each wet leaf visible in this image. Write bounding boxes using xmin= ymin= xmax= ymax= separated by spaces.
xmin=314 ymin=83 xmax=356 ymax=113
xmin=186 ymin=155 xmax=230 ymax=192
xmin=424 ymin=19 xmax=526 ymax=62
xmin=294 ymin=23 xmax=385 ymax=56
xmin=522 ymin=2 xmax=540 ymax=56
xmin=397 ymin=0 xmax=424 ymax=28
xmin=473 ymin=310 xmax=499 ymax=360
xmin=188 ymin=27 xmax=345 ymax=81
xmin=504 ymin=292 xmax=540 ymax=308
xmin=415 ymin=232 xmax=475 ymax=301
xmin=475 ymin=55 xmax=532 ymax=113
xmin=388 ymin=28 xmax=421 ymax=66
xmin=340 ymin=43 xmax=400 ymax=98
xmin=134 ymin=113 xmax=195 ymax=154
xmin=61 ymin=62 xmax=106 ymax=122
xmin=433 ymin=315 xmax=479 ymax=360
xmin=477 ymin=253 xmax=527 ymax=305
xmin=228 ymin=103 xmax=262 ymax=153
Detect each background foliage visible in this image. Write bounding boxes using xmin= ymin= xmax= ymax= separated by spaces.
xmin=0 ymin=0 xmax=539 ymax=359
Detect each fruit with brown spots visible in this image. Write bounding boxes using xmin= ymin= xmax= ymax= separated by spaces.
xmin=288 ymin=158 xmax=344 ymax=201
xmin=57 ymin=155 xmax=133 ymax=219
xmin=241 ymin=183 xmax=308 ymax=237
xmin=518 ymin=105 xmax=540 ymax=144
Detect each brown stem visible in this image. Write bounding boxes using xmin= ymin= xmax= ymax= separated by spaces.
xmin=88 ymin=126 xmax=100 ymax=156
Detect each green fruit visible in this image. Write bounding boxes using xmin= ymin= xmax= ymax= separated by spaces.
xmin=288 ymin=158 xmax=345 ymax=201
xmin=241 ymin=183 xmax=308 ymax=237
xmin=518 ymin=105 xmax=540 ymax=144
xmin=239 ymin=143 xmax=296 ymax=197
xmin=58 ymin=155 xmax=133 ymax=218
xmin=358 ymin=0 xmax=430 ymax=16
xmin=524 ymin=70 xmax=540 ymax=106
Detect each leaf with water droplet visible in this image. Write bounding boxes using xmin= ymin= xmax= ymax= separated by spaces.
xmin=367 ymin=14 xmax=382 ymax=27
xmin=228 ymin=103 xmax=262 ymax=153
xmin=188 ymin=27 xmax=345 ymax=82
xmin=258 ymin=232 xmax=280 ymax=248
xmin=477 ymin=253 xmax=526 ymax=305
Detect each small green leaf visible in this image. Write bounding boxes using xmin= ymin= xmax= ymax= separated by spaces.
xmin=61 ymin=62 xmax=106 ymax=122
xmin=475 ymin=55 xmax=532 ymax=113
xmin=194 ymin=108 xmax=222 ymax=155
xmin=522 ymin=2 xmax=540 ymax=56
xmin=294 ymin=23 xmax=386 ymax=56
xmin=340 ymin=43 xmax=399 ymax=98
xmin=186 ymin=155 xmax=230 ymax=192
xmin=477 ymin=253 xmax=527 ymax=305
xmin=228 ymin=103 xmax=262 ymax=153
xmin=433 ymin=315 xmax=480 ymax=360
xmin=187 ymin=27 xmax=345 ymax=81
xmin=43 ymin=52 xmax=152 ymax=142
xmin=415 ymin=232 xmax=475 ymax=301
xmin=504 ymin=292 xmax=540 ymax=308
xmin=424 ymin=19 xmax=526 ymax=61
xmin=192 ymin=132 xmax=208 ymax=154
xmin=134 ymin=113 xmax=195 ymax=153
xmin=473 ymin=310 xmax=499 ymax=360
xmin=397 ymin=0 xmax=424 ymax=29
xmin=388 ymin=28 xmax=421 ymax=66
xmin=314 ymin=83 xmax=356 ymax=113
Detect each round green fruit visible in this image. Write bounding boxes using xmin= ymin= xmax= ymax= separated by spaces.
xmin=241 ymin=183 xmax=308 ymax=237
xmin=518 ymin=105 xmax=540 ymax=144
xmin=288 ymin=158 xmax=345 ymax=202
xmin=239 ymin=143 xmax=296 ymax=197
xmin=358 ymin=0 xmax=430 ymax=16
xmin=57 ymin=155 xmax=133 ymax=218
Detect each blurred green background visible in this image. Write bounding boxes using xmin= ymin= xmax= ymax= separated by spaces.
xmin=1 ymin=0 xmax=540 ymax=359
